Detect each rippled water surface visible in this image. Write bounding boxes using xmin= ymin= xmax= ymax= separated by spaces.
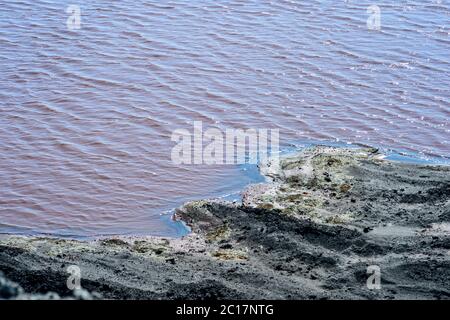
xmin=0 ymin=0 xmax=449 ymax=237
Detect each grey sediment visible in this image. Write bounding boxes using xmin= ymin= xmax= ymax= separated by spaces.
xmin=1 ymin=146 xmax=449 ymax=299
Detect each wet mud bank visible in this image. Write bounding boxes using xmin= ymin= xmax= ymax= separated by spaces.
xmin=1 ymin=146 xmax=449 ymax=299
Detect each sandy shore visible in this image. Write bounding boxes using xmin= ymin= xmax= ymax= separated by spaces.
xmin=1 ymin=146 xmax=449 ymax=299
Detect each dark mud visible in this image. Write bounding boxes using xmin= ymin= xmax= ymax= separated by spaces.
xmin=0 ymin=146 xmax=449 ymax=299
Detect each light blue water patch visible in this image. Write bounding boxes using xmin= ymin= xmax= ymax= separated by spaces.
xmin=159 ymin=157 xmax=269 ymax=237
xmin=285 ymin=140 xmax=450 ymax=166
xmin=383 ymin=149 xmax=450 ymax=166
xmin=160 ymin=214 xmax=191 ymax=237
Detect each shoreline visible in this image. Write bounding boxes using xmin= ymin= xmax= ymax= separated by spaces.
xmin=1 ymin=146 xmax=449 ymax=299
xmin=1 ymin=141 xmax=447 ymax=241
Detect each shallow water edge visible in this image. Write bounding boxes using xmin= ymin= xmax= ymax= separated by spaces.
xmin=0 ymin=145 xmax=449 ymax=300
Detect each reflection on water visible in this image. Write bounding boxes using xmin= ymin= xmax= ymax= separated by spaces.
xmin=0 ymin=0 xmax=448 ymax=237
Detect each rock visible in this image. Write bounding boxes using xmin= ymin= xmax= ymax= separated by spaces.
xmin=0 ymin=146 xmax=448 ymax=300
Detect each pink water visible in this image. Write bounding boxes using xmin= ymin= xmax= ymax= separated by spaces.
xmin=0 ymin=0 xmax=449 ymax=237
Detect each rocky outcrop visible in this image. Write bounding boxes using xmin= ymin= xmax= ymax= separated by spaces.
xmin=0 ymin=146 xmax=449 ymax=299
